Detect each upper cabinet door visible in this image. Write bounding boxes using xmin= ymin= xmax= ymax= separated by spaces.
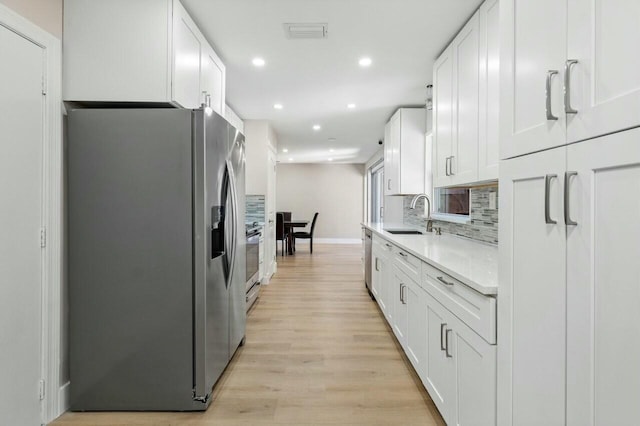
xmin=566 ymin=127 xmax=640 ymax=426
xmin=478 ymin=0 xmax=500 ymax=181
xmin=500 ymin=0 xmax=567 ymax=159
xmin=383 ymin=120 xmax=394 ymax=196
xmin=201 ymin=45 xmax=226 ymax=115
xmin=566 ymin=0 xmax=640 ymax=143
xmin=388 ymin=112 xmax=401 ymax=194
xmin=172 ymin=1 xmax=202 ymax=109
xmin=450 ymin=11 xmax=480 ymax=186
xmin=433 ymin=45 xmax=454 ymax=188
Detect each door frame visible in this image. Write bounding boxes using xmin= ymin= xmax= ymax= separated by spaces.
xmin=0 ymin=4 xmax=63 ymax=423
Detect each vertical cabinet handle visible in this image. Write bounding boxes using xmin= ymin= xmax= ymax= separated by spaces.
xmin=402 ymin=285 xmax=407 ymax=305
xmin=449 ymin=156 xmax=455 ymax=176
xmin=564 ymin=60 xmax=579 ymax=114
xmin=445 ymin=329 xmax=453 ymax=358
xmin=545 ymin=174 xmax=558 ymax=224
xmin=564 ymin=171 xmax=578 ymax=226
xmin=440 ymin=323 xmax=447 ymax=351
xmin=387 ymin=179 xmax=391 ymax=190
xmin=375 ymin=258 xmax=379 ymax=271
xmin=546 ymin=70 xmax=559 ymax=121
xmin=445 ymin=157 xmax=450 ymax=176
xmin=399 ymin=283 xmax=403 ymax=302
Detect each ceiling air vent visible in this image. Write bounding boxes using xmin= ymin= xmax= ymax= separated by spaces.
xmin=283 ymin=23 xmax=328 ymax=39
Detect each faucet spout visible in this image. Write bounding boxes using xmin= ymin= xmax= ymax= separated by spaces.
xmin=410 ymin=193 xmax=433 ymax=233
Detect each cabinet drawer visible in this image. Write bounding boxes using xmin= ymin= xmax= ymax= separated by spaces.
xmin=372 ymin=235 xmax=394 ymax=254
xmin=393 ymin=246 xmax=421 ymax=283
xmin=421 ymin=262 xmax=496 ymax=344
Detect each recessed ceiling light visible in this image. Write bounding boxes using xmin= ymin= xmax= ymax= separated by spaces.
xmin=347 ymin=103 xmax=356 ymax=109
xmin=328 ymin=158 xmax=333 ymax=162
xmin=329 ymin=149 xmax=334 ymax=152
xmin=313 ymin=124 xmax=321 ymax=131
xmin=252 ymin=57 xmax=266 ymax=67
xmin=274 ymin=103 xmax=283 ymax=110
xmin=288 ymin=158 xmax=293 ymax=161
xmin=359 ymin=57 xmax=372 ymax=67
xmin=282 ymin=148 xmax=288 ymax=153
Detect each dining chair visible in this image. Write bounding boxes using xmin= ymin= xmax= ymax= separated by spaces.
xmin=275 ymin=212 xmax=288 ymax=256
xmin=292 ymin=212 xmax=319 ymax=254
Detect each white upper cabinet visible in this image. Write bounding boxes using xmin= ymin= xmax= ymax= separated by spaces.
xmin=433 ymin=44 xmax=455 ymax=188
xmin=63 ymin=0 xmax=225 ymax=113
xmin=501 ymin=0 xmax=640 ymax=159
xmin=566 ymin=0 xmax=640 ymax=143
xmin=433 ymin=0 xmax=500 ymax=188
xmin=478 ymin=0 xmax=500 ymax=181
xmin=383 ymin=108 xmax=426 ymax=195
xmin=500 ymin=0 xmax=567 ymax=159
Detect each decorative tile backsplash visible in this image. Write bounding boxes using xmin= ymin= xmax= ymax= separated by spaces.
xmin=246 ymin=195 xmax=265 ymax=223
xmin=403 ymin=186 xmax=499 ymax=244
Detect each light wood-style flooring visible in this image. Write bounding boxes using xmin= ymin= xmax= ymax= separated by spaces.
xmin=53 ymin=244 xmax=445 ymax=426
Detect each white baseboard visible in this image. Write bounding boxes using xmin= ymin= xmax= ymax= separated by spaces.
xmin=296 ymin=238 xmax=361 ymax=244
xmin=57 ymin=381 xmax=70 ymax=417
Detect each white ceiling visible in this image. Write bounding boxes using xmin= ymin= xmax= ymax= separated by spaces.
xmin=183 ymin=0 xmax=482 ymax=163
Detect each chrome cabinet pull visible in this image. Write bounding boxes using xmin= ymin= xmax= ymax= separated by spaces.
xmin=545 ymin=174 xmax=558 ymax=224
xmin=399 ymin=283 xmax=403 ymax=302
xmin=375 ymin=258 xmax=379 ymax=271
xmin=387 ymin=179 xmax=391 ymax=190
xmin=564 ymin=60 xmax=578 ymax=114
xmin=445 ymin=329 xmax=453 ymax=358
xmin=440 ymin=323 xmax=447 ymax=351
xmin=437 ymin=276 xmax=454 ymax=287
xmin=445 ymin=157 xmax=450 ymax=176
xmin=564 ymin=171 xmax=578 ymax=226
xmin=399 ymin=252 xmax=408 ymax=258
xmin=449 ymin=156 xmax=455 ymax=176
xmin=385 ymin=243 xmax=392 ymax=249
xmin=401 ymin=284 xmax=407 ymax=304
xmin=546 ymin=70 xmax=559 ymax=121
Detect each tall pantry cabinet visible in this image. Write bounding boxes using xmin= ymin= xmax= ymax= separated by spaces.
xmin=499 ymin=0 xmax=640 ymax=425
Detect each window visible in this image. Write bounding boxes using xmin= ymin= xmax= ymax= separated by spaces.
xmin=434 ymin=187 xmax=470 ymax=219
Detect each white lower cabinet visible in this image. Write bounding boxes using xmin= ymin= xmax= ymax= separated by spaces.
xmin=370 ymin=232 xmax=497 ymax=426
xmin=499 ymin=126 xmax=640 ymax=426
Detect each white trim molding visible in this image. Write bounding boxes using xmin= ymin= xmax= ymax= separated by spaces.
xmin=0 ymin=4 xmax=64 ymax=423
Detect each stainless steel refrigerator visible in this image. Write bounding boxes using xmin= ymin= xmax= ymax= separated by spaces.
xmin=67 ymin=108 xmax=246 ymax=411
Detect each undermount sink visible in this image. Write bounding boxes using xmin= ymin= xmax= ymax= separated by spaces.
xmin=383 ymin=229 xmax=423 ymax=235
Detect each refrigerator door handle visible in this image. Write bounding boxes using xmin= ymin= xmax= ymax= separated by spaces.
xmin=225 ymin=160 xmax=239 ymax=287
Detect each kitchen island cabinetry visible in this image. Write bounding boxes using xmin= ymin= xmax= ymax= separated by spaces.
xmin=63 ymin=0 xmax=225 ymax=113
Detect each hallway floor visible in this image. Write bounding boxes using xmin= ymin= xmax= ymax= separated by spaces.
xmin=53 ymin=244 xmax=445 ymax=426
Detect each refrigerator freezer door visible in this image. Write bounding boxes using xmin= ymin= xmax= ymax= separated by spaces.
xmin=193 ymin=110 xmax=232 ymax=401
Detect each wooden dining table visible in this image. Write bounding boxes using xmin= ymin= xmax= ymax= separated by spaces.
xmin=284 ymin=220 xmax=309 ymax=255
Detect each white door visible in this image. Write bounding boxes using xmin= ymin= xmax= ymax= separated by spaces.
xmin=266 ymin=148 xmax=277 ymax=276
xmin=172 ymin=0 xmax=201 ymax=108
xmin=450 ymin=314 xmax=497 ymax=426
xmin=0 ymin=26 xmax=45 ymax=426
xmin=450 ymin=11 xmax=479 ymax=186
xmin=433 ymin=44 xmax=454 ymax=188
xmin=405 ymin=280 xmax=426 ymax=378
xmin=567 ymin=0 xmax=640 ymax=143
xmin=478 ymin=0 xmax=500 ymax=181
xmin=500 ymin=0 xmax=567 ymax=159
xmin=498 ymin=147 xmax=567 ymax=426
xmin=425 ymin=297 xmax=454 ymax=425
xmin=566 ymin=127 xmax=640 ymax=426
xmin=200 ymin=46 xmax=224 ymax=115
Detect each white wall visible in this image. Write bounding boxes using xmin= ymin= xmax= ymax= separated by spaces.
xmin=276 ymin=163 xmax=364 ymax=240
xmin=245 ymin=120 xmax=277 ymax=195
xmin=0 ymin=0 xmax=62 ymax=37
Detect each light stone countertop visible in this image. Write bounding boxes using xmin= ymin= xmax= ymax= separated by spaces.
xmin=362 ymin=222 xmax=498 ymax=296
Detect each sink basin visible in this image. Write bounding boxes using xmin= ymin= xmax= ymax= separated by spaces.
xmin=384 ymin=229 xmax=423 ymax=235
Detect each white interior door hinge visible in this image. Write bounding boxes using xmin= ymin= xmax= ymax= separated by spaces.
xmin=40 ymin=228 xmax=46 ymax=248
xmin=38 ymin=379 xmax=45 ymax=400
